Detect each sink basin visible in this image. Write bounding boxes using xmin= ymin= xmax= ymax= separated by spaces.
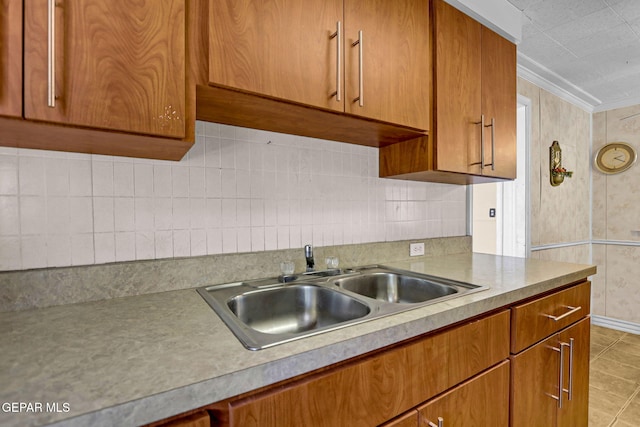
xmin=197 ymin=265 xmax=487 ymax=350
xmin=228 ymin=284 xmax=370 ymax=335
xmin=197 ymin=282 xmax=374 ymax=349
xmin=335 ymin=272 xmax=458 ymax=304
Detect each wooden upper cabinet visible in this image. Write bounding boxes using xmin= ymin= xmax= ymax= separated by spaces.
xmin=23 ymin=0 xmax=186 ymax=139
xmin=481 ymin=26 xmax=517 ymax=179
xmin=433 ymin=0 xmax=515 ymax=179
xmin=209 ymin=0 xmax=343 ymax=112
xmin=432 ymin=0 xmax=482 ymax=175
xmin=0 ymin=0 xmax=22 ymax=118
xmin=344 ymin=0 xmax=430 ymax=130
xmin=208 ymin=0 xmax=430 ymax=131
xmin=379 ymin=0 xmax=516 ymax=184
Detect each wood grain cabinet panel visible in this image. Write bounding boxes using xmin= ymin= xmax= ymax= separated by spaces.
xmin=24 ymin=0 xmax=186 ymax=139
xmin=431 ymin=0 xmax=482 ymax=176
xmin=380 ymin=0 xmax=516 ymax=184
xmin=510 ymin=317 xmax=590 ymax=427
xmin=344 ymin=0 xmax=430 ymax=130
xmin=147 ymin=410 xmax=210 ymax=427
xmin=206 ymin=0 xmax=430 ymax=133
xmin=511 ymin=281 xmax=591 ymax=353
xmin=381 ymin=410 xmax=418 ymax=427
xmin=0 ymin=0 xmax=22 ymax=117
xmin=418 ymin=361 xmax=510 ymax=427
xmin=432 ymin=0 xmax=516 ymax=180
xmin=212 ymin=310 xmax=509 ymax=427
xmin=480 ymin=25 xmax=517 ymax=179
xmin=209 ymin=0 xmax=343 ymax=112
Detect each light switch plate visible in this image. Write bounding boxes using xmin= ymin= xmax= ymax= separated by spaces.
xmin=410 ymin=242 xmax=425 ymax=257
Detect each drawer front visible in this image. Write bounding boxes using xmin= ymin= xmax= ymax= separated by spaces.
xmin=511 ymin=281 xmax=590 ymax=353
xmin=224 ymin=310 xmax=510 ymax=427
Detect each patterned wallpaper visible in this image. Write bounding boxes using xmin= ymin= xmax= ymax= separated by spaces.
xmin=592 ymin=105 xmax=640 ymax=323
xmin=518 ymin=79 xmax=592 ymax=249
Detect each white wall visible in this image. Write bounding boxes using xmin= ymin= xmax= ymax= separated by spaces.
xmin=0 ymin=121 xmax=467 ymax=271
xmin=472 ymin=183 xmax=497 ymax=255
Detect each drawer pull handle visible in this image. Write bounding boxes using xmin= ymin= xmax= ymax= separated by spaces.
xmin=546 ymin=305 xmax=581 ymax=322
xmin=428 ymin=417 xmax=444 ymax=427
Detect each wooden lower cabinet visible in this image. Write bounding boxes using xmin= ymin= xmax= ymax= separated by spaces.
xmin=153 ymin=411 xmax=210 ymax=427
xmin=510 ymin=316 xmax=590 ymax=427
xmin=381 ymin=410 xmax=418 ymax=427
xmin=150 ymin=281 xmax=593 ymax=427
xmin=418 ymin=360 xmax=510 ymax=427
xmin=209 ymin=311 xmax=509 ymax=427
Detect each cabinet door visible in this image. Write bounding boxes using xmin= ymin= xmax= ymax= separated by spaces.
xmin=557 ymin=317 xmax=590 ymax=427
xmin=0 ymin=0 xmax=22 ymax=117
xmin=209 ymin=0 xmax=343 ymax=112
xmin=24 ymin=0 xmax=186 ymax=138
xmin=481 ymin=26 xmax=516 ymax=179
xmin=510 ymin=328 xmax=559 ymax=427
xmin=418 ymin=361 xmax=510 ymax=427
xmin=511 ymin=317 xmax=590 ymax=427
xmin=344 ymin=0 xmax=430 ymax=130
xmin=432 ymin=0 xmax=482 ymax=175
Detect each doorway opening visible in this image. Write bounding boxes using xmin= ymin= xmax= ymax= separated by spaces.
xmin=471 ymin=98 xmax=530 ymax=257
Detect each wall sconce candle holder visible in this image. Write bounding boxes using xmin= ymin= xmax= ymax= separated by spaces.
xmin=550 ymin=141 xmax=573 ymax=186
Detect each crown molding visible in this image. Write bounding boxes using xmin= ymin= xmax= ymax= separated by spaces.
xmin=592 ymin=96 xmax=640 ymax=113
xmin=517 ymin=53 xmax=598 ymax=113
xmin=444 ymin=0 xmax=522 ymax=43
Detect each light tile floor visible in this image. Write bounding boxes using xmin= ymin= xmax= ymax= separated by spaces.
xmin=590 ymin=325 xmax=640 ymax=426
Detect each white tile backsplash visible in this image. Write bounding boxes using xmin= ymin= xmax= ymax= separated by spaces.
xmin=0 ymin=122 xmax=467 ymax=271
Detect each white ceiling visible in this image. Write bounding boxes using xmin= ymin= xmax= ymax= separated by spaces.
xmin=506 ymin=0 xmax=640 ymax=111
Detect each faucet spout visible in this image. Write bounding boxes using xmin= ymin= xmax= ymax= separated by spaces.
xmin=304 ymin=244 xmax=315 ymax=272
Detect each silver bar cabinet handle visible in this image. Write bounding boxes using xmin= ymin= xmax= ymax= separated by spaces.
xmin=329 ymin=21 xmax=341 ymax=102
xmin=352 ymin=30 xmax=363 ymax=106
xmin=546 ymin=306 xmax=581 ymax=322
xmin=471 ymin=115 xmax=485 ymax=168
xmin=484 ymin=117 xmax=495 ymax=170
xmin=47 ymin=0 xmax=56 ymax=108
xmin=551 ymin=343 xmax=566 ymax=408
xmin=428 ymin=417 xmax=444 ymax=427
xmin=567 ymin=338 xmax=575 ymax=400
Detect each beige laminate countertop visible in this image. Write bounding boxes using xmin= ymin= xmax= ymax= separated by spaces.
xmin=0 ymin=254 xmax=596 ymax=427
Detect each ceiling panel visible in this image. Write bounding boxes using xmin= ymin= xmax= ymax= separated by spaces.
xmin=507 ymin=0 xmax=640 ymax=109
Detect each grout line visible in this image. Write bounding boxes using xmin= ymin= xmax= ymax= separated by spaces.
xmin=607 ymin=384 xmax=640 ymax=427
xmin=591 ymin=333 xmax=626 ymax=362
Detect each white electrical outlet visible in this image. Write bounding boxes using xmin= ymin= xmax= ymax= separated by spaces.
xmin=410 ymin=242 xmax=425 ymax=257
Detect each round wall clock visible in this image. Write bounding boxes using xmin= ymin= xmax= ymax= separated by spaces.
xmin=594 ymin=142 xmax=637 ymax=174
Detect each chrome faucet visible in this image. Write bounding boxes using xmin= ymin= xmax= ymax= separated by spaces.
xmin=304 ymin=244 xmax=315 ymax=272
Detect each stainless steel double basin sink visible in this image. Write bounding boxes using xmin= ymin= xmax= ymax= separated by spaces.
xmin=197 ymin=266 xmax=486 ymax=350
